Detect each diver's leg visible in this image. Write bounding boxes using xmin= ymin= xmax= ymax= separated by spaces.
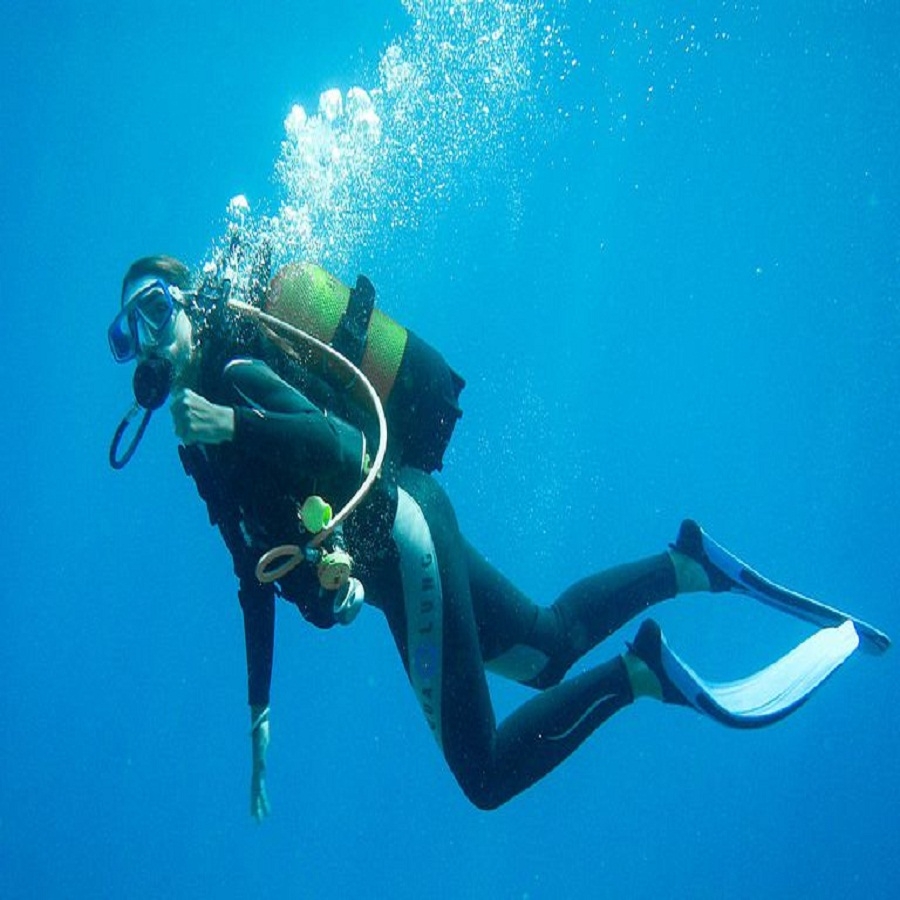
xmin=528 ymin=552 xmax=679 ymax=687
xmin=464 ymin=515 xmax=760 ymax=689
xmin=465 ymin=541 xmax=691 ymax=689
xmin=461 ymin=542 xmax=546 ymax=681
xmin=391 ymin=470 xmax=637 ymax=810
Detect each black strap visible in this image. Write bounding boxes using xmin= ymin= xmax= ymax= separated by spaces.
xmin=178 ymin=445 xmax=260 ymax=581
xmin=332 ymin=274 xmax=376 ymax=366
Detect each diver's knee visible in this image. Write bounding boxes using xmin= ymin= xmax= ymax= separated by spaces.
xmin=520 ymin=606 xmax=578 ymax=689
xmin=525 ymin=663 xmax=567 ymax=690
xmin=458 ymin=775 xmax=504 ymax=811
xmin=447 ymin=752 xmax=505 ymax=810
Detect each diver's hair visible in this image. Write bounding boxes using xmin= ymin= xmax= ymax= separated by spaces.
xmin=121 ymin=255 xmax=192 ymax=299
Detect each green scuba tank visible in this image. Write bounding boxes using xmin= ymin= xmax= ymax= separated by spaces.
xmin=265 ymin=262 xmax=464 ymax=472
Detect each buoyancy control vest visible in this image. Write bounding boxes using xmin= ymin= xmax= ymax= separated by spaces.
xmin=264 ymin=262 xmax=465 ymax=473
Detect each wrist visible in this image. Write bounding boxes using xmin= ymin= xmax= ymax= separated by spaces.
xmin=250 ymin=704 xmax=270 ymax=731
xmin=221 ymin=405 xmax=236 ymax=441
xmin=210 ymin=404 xmax=235 ymax=443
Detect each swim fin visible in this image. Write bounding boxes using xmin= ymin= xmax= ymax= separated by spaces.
xmin=629 ymin=618 xmax=860 ymax=728
xmin=676 ymin=520 xmax=890 ymax=655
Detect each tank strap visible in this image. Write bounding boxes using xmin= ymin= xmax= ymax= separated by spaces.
xmin=332 ymin=274 xmax=376 ymax=366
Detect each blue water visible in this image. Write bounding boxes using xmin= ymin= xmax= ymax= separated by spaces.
xmin=2 ymin=2 xmax=898 ymax=897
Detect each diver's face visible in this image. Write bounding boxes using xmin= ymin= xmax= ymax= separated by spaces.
xmin=115 ymin=275 xmax=194 ymax=376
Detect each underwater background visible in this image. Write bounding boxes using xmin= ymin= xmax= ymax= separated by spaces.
xmin=2 ymin=1 xmax=898 ymax=897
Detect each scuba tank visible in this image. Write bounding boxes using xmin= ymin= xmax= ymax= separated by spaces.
xmin=265 ymin=263 xmax=464 ymax=473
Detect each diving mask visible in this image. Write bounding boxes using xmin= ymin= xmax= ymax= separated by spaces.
xmin=108 ymin=278 xmax=185 ymax=362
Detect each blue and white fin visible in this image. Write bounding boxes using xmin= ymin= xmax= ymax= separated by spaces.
xmin=699 ymin=526 xmax=890 ymax=655
xmin=642 ymin=619 xmax=861 ymax=728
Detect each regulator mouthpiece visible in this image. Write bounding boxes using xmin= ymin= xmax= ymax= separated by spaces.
xmin=133 ymin=357 xmax=174 ymax=411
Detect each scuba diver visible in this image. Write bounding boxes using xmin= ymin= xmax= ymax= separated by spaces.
xmin=108 ymin=253 xmax=890 ymax=820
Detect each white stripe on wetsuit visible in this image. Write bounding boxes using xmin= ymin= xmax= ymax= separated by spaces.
xmin=393 ymin=487 xmax=444 ymax=750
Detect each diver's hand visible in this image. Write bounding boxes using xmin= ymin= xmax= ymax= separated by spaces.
xmin=170 ymin=388 xmax=235 ymax=445
xmin=251 ymin=767 xmax=270 ymax=823
xmin=250 ymin=705 xmax=271 ymax=823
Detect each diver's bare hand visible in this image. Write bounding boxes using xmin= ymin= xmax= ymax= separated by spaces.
xmin=170 ymin=388 xmax=235 ymax=445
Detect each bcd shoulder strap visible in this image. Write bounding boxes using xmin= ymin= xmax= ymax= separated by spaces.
xmin=331 ymin=274 xmax=376 ymax=367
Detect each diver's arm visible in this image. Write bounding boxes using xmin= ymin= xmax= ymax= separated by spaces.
xmin=223 ymin=360 xmax=365 ymax=485
xmin=174 ymin=359 xmax=363 ymax=477
xmin=170 ymin=361 xmax=329 ymax=452
xmin=240 ymin=580 xmax=275 ymax=709
xmin=224 ymin=358 xmax=364 ymax=477
xmin=240 ymin=579 xmax=275 ymax=822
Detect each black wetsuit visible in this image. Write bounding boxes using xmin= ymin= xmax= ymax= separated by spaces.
xmin=182 ymin=357 xmax=678 ymax=809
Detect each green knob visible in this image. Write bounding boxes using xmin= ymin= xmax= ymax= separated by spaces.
xmin=300 ymin=495 xmax=333 ymax=533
